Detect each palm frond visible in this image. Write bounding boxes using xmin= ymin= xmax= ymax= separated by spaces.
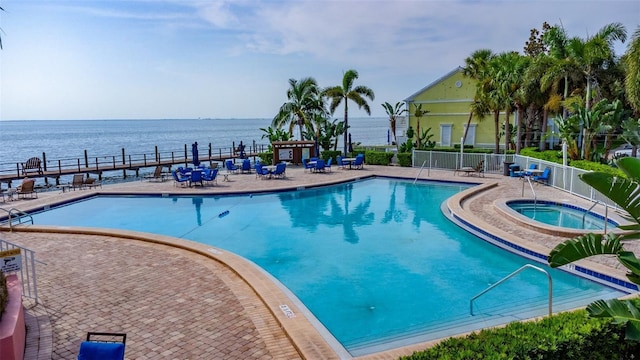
xmin=548 ymin=233 xmax=623 ymax=267
xmin=587 ymin=299 xmax=640 ymax=341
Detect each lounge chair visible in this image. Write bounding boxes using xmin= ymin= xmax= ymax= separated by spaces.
xmin=17 ymin=178 xmax=37 ymax=199
xmin=225 ymin=160 xmax=239 ymax=174
xmin=533 ymin=167 xmax=551 ymax=184
xmin=272 ymin=163 xmax=286 ymax=178
xmin=21 ymin=157 xmax=43 ymax=176
xmin=78 ymin=332 xmax=126 ymax=360
xmin=71 ymin=174 xmax=86 ymax=190
xmin=83 ymin=177 xmax=102 ymax=189
xmin=171 ymin=170 xmax=189 ymax=187
xmin=456 ymin=160 xmax=484 ymax=177
xmin=143 ymin=166 xmax=165 ymax=182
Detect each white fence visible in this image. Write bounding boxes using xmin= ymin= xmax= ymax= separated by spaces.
xmin=412 ymin=150 xmax=617 ymax=208
xmin=0 ymin=239 xmax=40 ymax=303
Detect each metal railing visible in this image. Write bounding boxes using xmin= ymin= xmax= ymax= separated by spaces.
xmin=412 ymin=150 xmax=619 ymax=209
xmin=0 ymin=207 xmax=34 ymax=230
xmin=0 ymin=238 xmax=41 ymax=303
xmin=470 ymin=264 xmax=552 ymax=317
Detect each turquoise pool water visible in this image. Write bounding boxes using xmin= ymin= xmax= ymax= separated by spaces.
xmin=30 ymin=178 xmax=628 ymax=356
xmin=507 ymin=200 xmax=617 ymax=230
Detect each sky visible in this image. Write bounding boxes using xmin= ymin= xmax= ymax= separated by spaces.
xmin=0 ymin=0 xmax=638 ymax=121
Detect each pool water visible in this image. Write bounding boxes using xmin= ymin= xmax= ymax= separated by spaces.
xmin=30 ymin=178 xmax=628 ymax=356
xmin=507 ymin=201 xmax=616 ymax=230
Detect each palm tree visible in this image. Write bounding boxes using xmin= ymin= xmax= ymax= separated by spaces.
xmin=273 ymin=77 xmax=325 ymax=140
xmin=381 ymin=101 xmax=406 ymax=147
xmin=324 ymin=69 xmax=375 ymax=155
xmin=548 ymin=156 xmax=640 ymax=341
xmin=462 ymin=49 xmax=494 ymax=146
xmin=624 ymin=26 xmax=640 ymax=115
xmin=0 ymin=5 xmax=4 ymax=50
xmin=412 ymin=103 xmax=429 ymax=148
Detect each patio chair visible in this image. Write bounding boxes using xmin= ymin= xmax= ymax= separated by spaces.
xmin=17 ymin=178 xmax=37 ymax=199
xmin=336 ymin=155 xmax=344 ymax=169
xmin=21 ymin=157 xmax=43 ymax=176
xmin=190 ymin=169 xmax=203 ymax=187
xmin=272 ymin=163 xmax=286 ymax=178
xmin=325 ymin=157 xmax=333 ymax=172
xmin=303 ymin=158 xmax=315 ymax=172
xmin=314 ymin=159 xmax=326 ymax=173
xmin=171 ymin=170 xmax=189 ymax=187
xmin=143 ymin=166 xmax=164 ymax=182
xmin=225 ymin=160 xmax=239 ymax=174
xmin=533 ymin=167 xmax=551 ymax=185
xmin=78 ymin=332 xmax=126 ymax=360
xmin=203 ymin=168 xmax=218 ymax=185
xmin=353 ymin=155 xmax=364 ymax=170
xmin=255 ymin=163 xmax=269 ymax=179
xmin=522 ymin=164 xmax=538 ymax=177
xmin=83 ymin=177 xmax=102 ymax=189
xmin=71 ymin=174 xmax=86 ymax=190
xmin=241 ymin=159 xmax=252 ymax=174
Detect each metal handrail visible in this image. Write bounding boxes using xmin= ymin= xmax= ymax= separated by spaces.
xmin=470 ymin=264 xmax=553 ymax=316
xmin=0 ymin=207 xmax=34 ymax=230
xmin=414 ymin=160 xmax=428 ymax=184
xmin=521 ymin=176 xmax=537 ymax=205
xmin=582 ymin=201 xmax=610 ymax=234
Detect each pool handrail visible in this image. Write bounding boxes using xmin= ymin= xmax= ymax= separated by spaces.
xmin=470 ymin=264 xmax=552 ymax=317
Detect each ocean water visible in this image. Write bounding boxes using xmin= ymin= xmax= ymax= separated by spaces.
xmin=0 ymin=117 xmax=390 ymax=168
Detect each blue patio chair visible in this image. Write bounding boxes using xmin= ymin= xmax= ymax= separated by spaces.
xmin=523 ymin=164 xmax=538 ymax=176
xmin=203 ymin=168 xmax=218 ymax=185
xmin=336 ymin=155 xmax=344 ymax=169
xmin=533 ymin=167 xmax=551 ymax=184
xmin=353 ymin=155 xmax=364 ymax=169
xmin=241 ymin=159 xmax=252 ymax=173
xmin=303 ymin=158 xmax=315 ymax=172
xmin=272 ymin=163 xmax=286 ymax=178
xmin=314 ymin=159 xmax=326 ymax=173
xmin=171 ymin=170 xmax=189 ymax=187
xmin=225 ymin=160 xmax=239 ymax=174
xmin=78 ymin=332 xmax=126 ymax=360
xmin=190 ymin=169 xmax=203 ymax=186
xmin=325 ymin=158 xmax=333 ymax=172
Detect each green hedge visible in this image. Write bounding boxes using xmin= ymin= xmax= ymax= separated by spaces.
xmin=520 ymin=147 xmax=626 ymax=178
xmin=398 ymin=152 xmax=412 ymax=167
xmin=364 ymin=150 xmax=394 ymax=165
xmin=400 ymin=309 xmax=640 ymax=360
xmin=0 ymin=271 xmax=7 ymax=322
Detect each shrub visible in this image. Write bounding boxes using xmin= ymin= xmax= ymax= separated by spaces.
xmin=400 ymin=309 xmax=640 ymax=359
xmin=397 ymin=152 xmax=412 ymax=167
xmin=0 ymin=271 xmax=7 ymax=322
xmin=258 ymin=151 xmax=273 ymax=165
xmin=321 ymin=150 xmax=341 ymax=163
xmin=364 ymin=151 xmax=394 ymax=165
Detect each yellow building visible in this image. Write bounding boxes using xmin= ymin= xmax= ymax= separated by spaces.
xmin=404 ymin=67 xmax=508 ymax=149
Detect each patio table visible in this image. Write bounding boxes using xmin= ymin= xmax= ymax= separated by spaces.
xmin=341 ymin=158 xmax=356 ymax=169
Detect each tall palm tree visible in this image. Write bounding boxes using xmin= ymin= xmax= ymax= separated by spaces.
xmin=0 ymin=6 xmax=4 ymax=50
xmin=624 ymin=26 xmax=640 ymax=115
xmin=273 ymin=77 xmax=325 ymax=140
xmin=462 ymin=49 xmax=494 ymax=146
xmin=324 ymin=69 xmax=375 ymax=154
xmin=381 ymin=101 xmax=406 ymax=147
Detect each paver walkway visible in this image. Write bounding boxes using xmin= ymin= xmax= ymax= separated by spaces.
xmin=1 ymin=165 xmax=635 ymax=359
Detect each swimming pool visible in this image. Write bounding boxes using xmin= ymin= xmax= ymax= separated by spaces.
xmin=30 ymin=178 xmax=629 ymax=356
xmin=507 ymin=200 xmax=617 ymax=230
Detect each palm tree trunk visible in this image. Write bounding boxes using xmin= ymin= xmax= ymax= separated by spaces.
xmin=504 ymin=109 xmax=511 ymax=152
xmin=539 ymin=108 xmax=549 ymax=151
xmin=462 ymin=111 xmax=473 ymax=145
xmin=516 ymin=105 xmax=524 ymax=153
xmin=494 ymin=111 xmax=500 ymax=153
xmin=343 ymin=104 xmax=349 ymax=155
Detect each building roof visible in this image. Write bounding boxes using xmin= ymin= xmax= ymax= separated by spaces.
xmin=404 ymin=66 xmax=464 ymax=102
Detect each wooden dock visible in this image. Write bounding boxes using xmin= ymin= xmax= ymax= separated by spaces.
xmin=0 ymin=142 xmax=267 ymax=187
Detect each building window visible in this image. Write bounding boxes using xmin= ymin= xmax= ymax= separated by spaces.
xmin=440 ymin=124 xmax=452 ymax=147
xmin=462 ymin=124 xmax=477 ymax=146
